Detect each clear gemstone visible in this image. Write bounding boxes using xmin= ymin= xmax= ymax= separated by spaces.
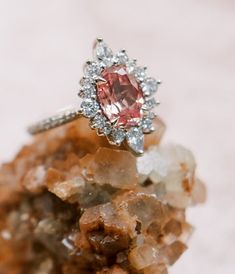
xmin=79 ymin=78 xmax=96 ymax=98
xmin=142 ymin=98 xmax=158 ymax=110
xmin=80 ymin=77 xmax=94 ymax=86
xmin=102 ymin=123 xmax=112 ymax=136
xmin=126 ymin=60 xmax=137 ymax=74
xmin=96 ymin=65 xmax=144 ymax=129
xmin=127 ymin=127 xmax=144 ymax=154
xmin=141 ymin=117 xmax=154 ymax=133
xmin=113 ymin=50 xmax=129 ymax=64
xmin=111 ymin=128 xmax=126 ymax=145
xmin=81 ymin=99 xmax=99 ymax=118
xmin=84 ymin=61 xmax=102 ymax=78
xmin=94 ymin=41 xmax=113 ymax=61
xmin=91 ymin=114 xmax=106 ymax=129
xmin=141 ymin=77 xmax=158 ymax=96
xmin=134 ymin=67 xmax=147 ymax=82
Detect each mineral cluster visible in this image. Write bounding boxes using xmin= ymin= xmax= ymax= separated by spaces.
xmin=0 ymin=117 xmax=206 ymax=274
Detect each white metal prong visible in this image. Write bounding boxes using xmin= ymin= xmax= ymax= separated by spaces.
xmin=156 ymin=100 xmax=160 ymax=106
xmin=96 ymin=37 xmax=103 ymax=43
xmin=94 ymin=76 xmax=107 ymax=83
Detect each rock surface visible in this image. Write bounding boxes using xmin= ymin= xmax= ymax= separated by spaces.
xmin=0 ymin=117 xmax=206 ymax=274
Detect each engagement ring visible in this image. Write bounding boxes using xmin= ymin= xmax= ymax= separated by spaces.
xmin=28 ymin=38 xmax=161 ymax=155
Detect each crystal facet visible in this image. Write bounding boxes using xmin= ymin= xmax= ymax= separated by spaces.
xmin=96 ymin=65 xmax=144 ymax=128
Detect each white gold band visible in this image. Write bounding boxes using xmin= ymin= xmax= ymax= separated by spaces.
xmin=28 ymin=106 xmax=82 ymax=135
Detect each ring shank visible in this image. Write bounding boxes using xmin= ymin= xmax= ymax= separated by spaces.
xmin=28 ymin=106 xmax=82 ymax=135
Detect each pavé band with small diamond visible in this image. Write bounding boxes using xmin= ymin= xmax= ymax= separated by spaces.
xmin=28 ymin=106 xmax=82 ymax=135
xmin=28 ymin=38 xmax=161 ymax=155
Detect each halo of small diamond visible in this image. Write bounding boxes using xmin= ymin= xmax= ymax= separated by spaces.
xmin=78 ymin=38 xmax=161 ymax=154
xmin=81 ymin=99 xmax=99 ymax=118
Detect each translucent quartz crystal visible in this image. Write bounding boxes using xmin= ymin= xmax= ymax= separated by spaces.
xmin=48 ymin=176 xmax=85 ymax=202
xmin=128 ymin=244 xmax=159 ymax=270
xmin=0 ymin=117 xmax=206 ymax=274
xmin=137 ymin=144 xmax=202 ymax=208
xmin=80 ymin=147 xmax=138 ymax=189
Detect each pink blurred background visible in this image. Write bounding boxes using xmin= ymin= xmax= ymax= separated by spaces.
xmin=0 ymin=0 xmax=235 ymax=273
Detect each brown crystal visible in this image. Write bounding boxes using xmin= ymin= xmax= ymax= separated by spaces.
xmin=143 ymin=263 xmax=168 ymax=274
xmin=0 ymin=117 xmax=206 ymax=274
xmin=80 ymin=147 xmax=138 ymax=189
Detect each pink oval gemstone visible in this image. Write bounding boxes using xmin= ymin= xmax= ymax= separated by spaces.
xmin=96 ymin=65 xmax=144 ymax=128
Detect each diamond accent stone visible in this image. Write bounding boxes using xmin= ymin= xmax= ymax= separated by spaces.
xmin=81 ymin=99 xmax=99 ymax=118
xmin=142 ymin=98 xmax=158 ymax=110
xmin=126 ymin=60 xmax=137 ymax=74
xmin=134 ymin=67 xmax=147 ymax=82
xmin=126 ymin=127 xmax=144 ymax=154
xmin=101 ymin=123 xmax=112 ymax=136
xmin=84 ymin=61 xmax=102 ymax=78
xmin=94 ymin=41 xmax=113 ymax=61
xmin=141 ymin=117 xmax=154 ymax=133
xmin=113 ymin=50 xmax=129 ymax=64
xmin=96 ymin=65 xmax=144 ymax=129
xmin=79 ymin=78 xmax=96 ymax=98
xmin=91 ymin=114 xmax=106 ymax=129
xmin=80 ymin=77 xmax=94 ymax=86
xmin=111 ymin=128 xmax=126 ymax=145
xmin=141 ymin=77 xmax=158 ymax=96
